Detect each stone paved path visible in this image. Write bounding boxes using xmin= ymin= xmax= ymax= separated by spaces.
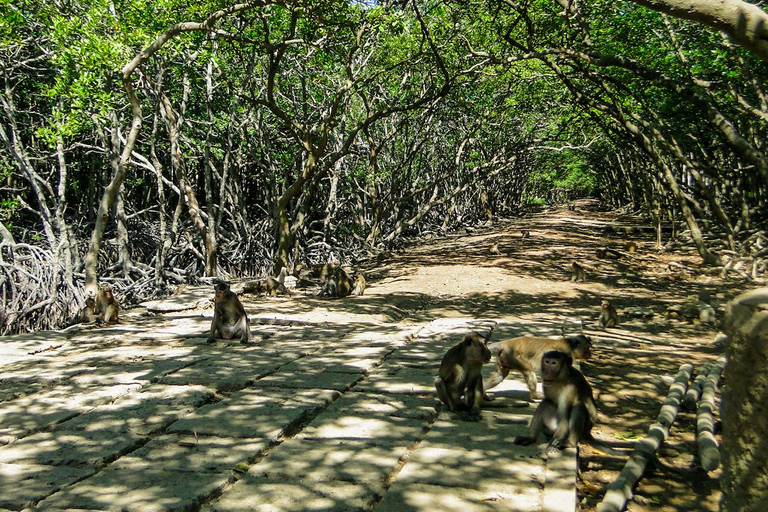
xmin=0 ymin=283 xmax=579 ymax=512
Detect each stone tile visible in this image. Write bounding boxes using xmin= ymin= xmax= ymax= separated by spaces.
xmin=55 ymin=385 xmax=215 ymax=436
xmin=37 ymin=467 xmax=231 ymax=512
xmin=111 ymin=434 xmax=269 ymax=473
xmin=0 ymin=384 xmax=142 ymax=439
xmin=321 ymin=391 xmax=438 ymax=422
xmin=354 ymin=364 xmax=435 ymax=395
xmin=167 ymin=387 xmax=339 ymax=439
xmin=376 ymin=482 xmax=541 ymax=512
xmin=211 ymin=475 xmax=377 ymax=511
xmin=253 ymin=369 xmax=362 ymax=391
xmin=297 ymin=409 xmax=426 ymax=442
xmin=0 ymin=430 xmax=143 ymax=467
xmin=0 ymin=462 xmax=94 ymax=510
xmin=250 ymin=438 xmax=406 ymax=486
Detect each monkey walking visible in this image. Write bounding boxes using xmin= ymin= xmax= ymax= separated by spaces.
xmin=208 ymin=282 xmax=251 ymax=344
xmin=600 ymin=300 xmax=619 ymax=328
xmin=483 ymin=334 xmax=593 ymax=400
xmin=243 ymin=277 xmax=292 ymax=296
xmin=434 ymin=332 xmax=492 ymax=422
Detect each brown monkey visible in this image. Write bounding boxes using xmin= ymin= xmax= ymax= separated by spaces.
xmin=319 ymin=263 xmax=338 ymax=285
xmin=484 ymin=334 xmax=593 ymax=400
xmin=514 ymin=350 xmax=598 ymax=451
xmin=596 ymin=247 xmax=621 ymax=259
xmin=625 ymin=241 xmax=637 ymax=253
xmin=489 ymin=242 xmax=501 ymax=255
xmin=208 ymin=282 xmax=251 ymax=344
xmin=79 ymin=297 xmax=98 ymax=324
xmin=319 ymin=264 xmax=352 ymax=298
xmin=600 ymin=300 xmax=619 ymax=328
xmin=434 ymin=332 xmax=492 ymax=422
xmin=352 ymin=274 xmax=366 ymax=296
xmin=243 ymin=277 xmax=292 ymax=296
xmin=520 ymin=229 xmax=530 ymax=239
xmin=570 ymin=262 xmax=586 ymax=282
xmin=95 ymin=285 xmax=119 ymax=324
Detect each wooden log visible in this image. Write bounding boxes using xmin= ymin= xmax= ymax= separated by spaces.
xmin=597 ymin=363 xmax=694 ymax=512
xmin=698 ymin=357 xmax=726 ymax=472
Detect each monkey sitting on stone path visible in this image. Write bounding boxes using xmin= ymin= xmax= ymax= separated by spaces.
xmin=208 ymin=282 xmax=251 ymax=344
xmin=435 ymin=332 xmax=492 ymax=422
xmin=514 ymin=350 xmax=597 ymax=451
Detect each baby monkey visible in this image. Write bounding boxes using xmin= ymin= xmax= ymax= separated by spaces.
xmin=351 ymin=274 xmax=366 ymax=296
xmin=570 ymin=262 xmax=586 ymax=282
xmin=79 ymin=296 xmax=98 ymax=323
xmin=600 ymin=300 xmax=619 ymax=328
xmin=435 ymin=332 xmax=492 ymax=422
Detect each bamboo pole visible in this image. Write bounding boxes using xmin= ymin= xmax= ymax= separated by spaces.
xmin=698 ymin=357 xmax=726 ymax=471
xmin=597 ymin=363 xmax=694 ymax=512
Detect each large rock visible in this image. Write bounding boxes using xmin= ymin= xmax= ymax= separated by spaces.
xmin=721 ymin=288 xmax=768 ymax=512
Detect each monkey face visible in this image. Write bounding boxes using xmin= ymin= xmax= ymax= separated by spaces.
xmin=568 ymin=335 xmax=593 ymax=359
xmin=85 ymin=297 xmax=96 ymax=307
xmin=541 ymin=350 xmax=572 ymax=382
xmin=463 ymin=332 xmax=492 ymax=363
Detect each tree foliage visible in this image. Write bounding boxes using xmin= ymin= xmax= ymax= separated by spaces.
xmin=1 ymin=0 xmax=767 ymax=333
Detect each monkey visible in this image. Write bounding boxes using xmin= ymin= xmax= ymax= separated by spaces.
xmin=514 ymin=350 xmax=598 ymax=451
xmin=570 ymin=261 xmax=586 ymax=283
xmin=208 ymin=282 xmax=251 ymax=344
xmin=484 ymin=334 xmax=593 ymax=400
xmin=78 ymin=296 xmax=98 ymax=324
xmin=520 ymin=229 xmax=530 ymax=239
xmin=319 ymin=262 xmax=338 ymax=285
xmin=489 ymin=242 xmax=501 ymax=255
xmin=697 ymin=290 xmax=712 ymax=304
xmin=434 ymin=332 xmax=492 ymax=422
xmin=94 ymin=285 xmax=119 ymax=324
xmin=625 ymin=241 xmax=637 ymax=253
xmin=600 ymin=300 xmax=619 ymax=328
xmin=351 ymin=274 xmax=366 ymax=296
xmin=318 ymin=264 xmax=353 ymax=298
xmin=243 ymin=277 xmax=292 ymax=296
xmin=596 ymin=247 xmax=621 ymax=259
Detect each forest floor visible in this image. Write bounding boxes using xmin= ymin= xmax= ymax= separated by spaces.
xmin=360 ymin=198 xmax=730 ymax=512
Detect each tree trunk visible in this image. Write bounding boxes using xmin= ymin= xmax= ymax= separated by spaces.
xmin=721 ymin=289 xmax=768 ymax=512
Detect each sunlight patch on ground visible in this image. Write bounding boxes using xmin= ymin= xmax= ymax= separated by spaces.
xmin=373 ymin=265 xmax=599 ymax=298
